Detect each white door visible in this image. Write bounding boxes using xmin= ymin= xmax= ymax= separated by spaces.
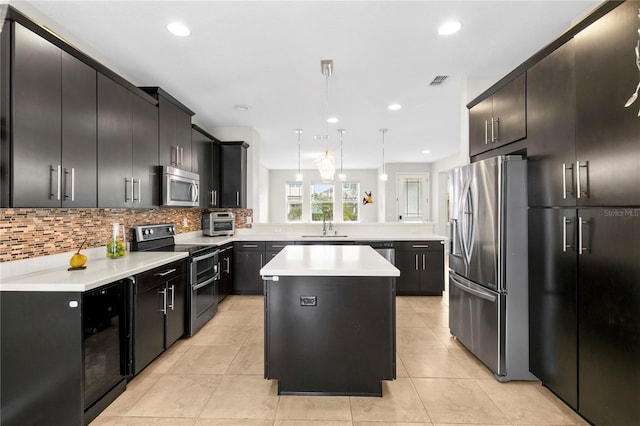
xmin=396 ymin=173 xmax=430 ymax=222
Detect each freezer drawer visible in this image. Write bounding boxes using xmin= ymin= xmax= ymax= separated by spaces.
xmin=449 ymin=271 xmax=505 ymax=375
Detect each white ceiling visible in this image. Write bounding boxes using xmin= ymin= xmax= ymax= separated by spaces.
xmin=12 ymin=0 xmax=602 ymax=170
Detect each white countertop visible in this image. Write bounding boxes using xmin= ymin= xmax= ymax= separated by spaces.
xmin=260 ymin=245 xmax=400 ymax=277
xmin=0 ymin=252 xmax=188 ymax=292
xmin=178 ymin=233 xmax=447 ymax=246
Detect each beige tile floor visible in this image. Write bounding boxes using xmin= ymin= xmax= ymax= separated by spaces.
xmin=91 ymin=294 xmax=587 ymax=426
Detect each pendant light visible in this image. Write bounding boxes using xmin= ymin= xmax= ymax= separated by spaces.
xmin=315 ymin=59 xmax=335 ymax=182
xmin=379 ymin=128 xmax=388 ymax=181
xmin=338 ymin=129 xmax=346 ymax=181
xmin=294 ymin=129 xmax=303 ymax=182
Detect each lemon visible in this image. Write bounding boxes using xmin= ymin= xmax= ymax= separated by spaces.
xmin=70 ymin=253 xmax=87 ymax=268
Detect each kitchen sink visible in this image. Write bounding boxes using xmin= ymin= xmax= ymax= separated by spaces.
xmin=300 ymin=235 xmax=349 ymax=238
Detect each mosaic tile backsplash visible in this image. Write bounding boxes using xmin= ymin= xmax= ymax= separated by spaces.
xmin=0 ymin=208 xmax=252 ymax=262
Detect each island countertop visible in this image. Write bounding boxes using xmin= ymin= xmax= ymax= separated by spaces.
xmin=260 ymin=245 xmax=400 ymax=277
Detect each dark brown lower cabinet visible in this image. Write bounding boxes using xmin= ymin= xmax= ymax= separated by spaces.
xmin=233 ymin=242 xmax=265 ymax=295
xmin=529 ymin=207 xmax=640 ymax=424
xmin=528 ymin=208 xmax=578 ymax=409
xmin=395 ymin=241 xmax=444 ymax=296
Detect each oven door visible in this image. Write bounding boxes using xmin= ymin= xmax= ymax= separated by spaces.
xmin=190 ymin=274 xmax=218 ymax=336
xmin=213 ymin=219 xmax=234 ymax=235
xmin=188 ymin=250 xmax=219 ymax=336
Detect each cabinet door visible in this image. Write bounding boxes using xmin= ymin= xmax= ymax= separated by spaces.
xmin=491 ymin=73 xmax=526 ymax=149
xmin=234 ymin=250 xmax=263 ymax=294
xmin=97 ymin=74 xmax=132 ymax=208
xmin=175 ymin=108 xmax=192 ymax=171
xmin=394 ymin=250 xmax=421 ymax=295
xmin=528 ymin=208 xmax=577 ymax=409
xmin=1 ymin=292 xmax=83 ymax=425
xmin=132 ymin=95 xmax=159 ymax=208
xmin=419 ymin=248 xmax=444 ymax=295
xmin=219 ymin=247 xmax=234 ymax=302
xmin=468 ymin=97 xmax=493 ymax=157
xmin=578 ymin=207 xmax=640 ymax=425
xmin=134 ymin=283 xmax=165 ymax=374
xmin=221 ymin=143 xmax=247 ymax=208
xmin=61 ymin=51 xmax=97 ymax=208
xmin=192 ymin=128 xmax=212 ymax=208
xmin=12 ymin=23 xmax=62 ymax=207
xmin=158 ymin=96 xmax=177 ymax=167
xmin=575 ymin=1 xmax=640 ymax=206
xmin=211 ymin=141 xmax=221 ymax=207
xmin=165 ymin=274 xmax=186 ymax=347
xmin=527 ymin=41 xmax=576 ymax=208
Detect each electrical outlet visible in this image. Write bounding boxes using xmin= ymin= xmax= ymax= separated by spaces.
xmin=182 ymin=217 xmax=188 ymax=227
xmin=246 ymin=216 xmax=252 ymax=224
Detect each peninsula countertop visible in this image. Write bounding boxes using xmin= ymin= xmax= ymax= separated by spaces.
xmin=260 ymin=245 xmax=400 ymax=277
xmin=0 ymin=252 xmax=188 ymax=292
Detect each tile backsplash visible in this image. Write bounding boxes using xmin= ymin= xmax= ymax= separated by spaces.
xmin=0 ymin=207 xmax=252 ymax=262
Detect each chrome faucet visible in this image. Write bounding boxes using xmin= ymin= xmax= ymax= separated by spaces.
xmin=322 ymin=211 xmax=327 ymax=236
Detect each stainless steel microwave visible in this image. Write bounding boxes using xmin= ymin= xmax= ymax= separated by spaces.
xmin=162 ymin=166 xmax=199 ymax=207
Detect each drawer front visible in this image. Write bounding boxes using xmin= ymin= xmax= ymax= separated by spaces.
xmin=395 ymin=241 xmax=443 ymax=252
xmin=265 ymin=241 xmax=295 ymax=252
xmin=137 ymin=259 xmax=187 ymax=292
xmin=234 ymin=241 xmax=266 ymax=251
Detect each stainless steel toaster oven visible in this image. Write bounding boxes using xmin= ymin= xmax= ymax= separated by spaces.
xmin=202 ymin=212 xmax=235 ymax=236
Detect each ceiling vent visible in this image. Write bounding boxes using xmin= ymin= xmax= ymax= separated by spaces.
xmin=429 ymin=75 xmax=449 ymax=86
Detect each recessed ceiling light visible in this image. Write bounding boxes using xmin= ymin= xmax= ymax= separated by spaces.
xmin=422 ymin=149 xmax=431 ymax=154
xmin=438 ymin=21 xmax=461 ymax=36
xmin=388 ymin=104 xmax=402 ymax=111
xmin=167 ymin=22 xmax=190 ymax=37
xmin=234 ymin=105 xmax=250 ymax=111
xmin=327 ymin=117 xmax=339 ymax=123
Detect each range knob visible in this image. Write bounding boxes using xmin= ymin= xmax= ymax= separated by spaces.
xmin=149 ymin=229 xmax=154 ymax=235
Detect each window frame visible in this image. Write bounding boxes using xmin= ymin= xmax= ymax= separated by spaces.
xmin=285 ymin=182 xmax=304 ymax=223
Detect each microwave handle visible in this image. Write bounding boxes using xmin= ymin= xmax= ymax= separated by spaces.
xmin=191 ymin=183 xmax=199 ymax=203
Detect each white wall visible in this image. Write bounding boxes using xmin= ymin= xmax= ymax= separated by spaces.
xmin=268 ymin=169 xmax=379 ymax=223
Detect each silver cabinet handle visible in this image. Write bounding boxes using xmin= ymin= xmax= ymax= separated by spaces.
xmin=578 ymin=217 xmax=589 ymax=255
xmin=168 ymin=284 xmax=175 ymax=310
xmin=562 ymin=163 xmax=575 ymax=199
xmin=50 ymin=165 xmax=61 ymax=200
xmin=154 ymin=268 xmax=177 ymax=277
xmin=236 ymin=191 xmax=240 ymax=206
xmin=576 ymin=161 xmax=588 ymax=199
xmin=124 ymin=177 xmax=131 ymax=202
xmin=484 ymin=120 xmax=489 ymax=144
xmin=562 ymin=216 xmax=573 ymax=252
xmin=71 ymin=168 xmax=75 ymax=201
xmin=132 ymin=178 xmax=140 ymax=202
xmin=243 ymin=244 xmax=258 ymax=248
xmin=210 ymin=190 xmax=214 ymax=206
xmin=214 ymin=190 xmax=217 ymax=206
xmin=159 ymin=288 xmax=167 ymax=314
xmin=260 ymin=254 xmax=263 ymax=267
xmin=179 ymin=146 xmax=184 ymax=166
xmin=492 ymin=117 xmax=499 ymax=142
xmin=63 ymin=168 xmax=75 ymax=200
xmin=412 ymin=244 xmax=429 ymax=248
xmin=422 ymin=254 xmax=426 ymax=270
xmin=415 ymin=254 xmax=419 ymax=270
xmin=224 ymin=257 xmax=230 ymax=273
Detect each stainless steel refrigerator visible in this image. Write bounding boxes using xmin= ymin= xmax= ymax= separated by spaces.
xmin=448 ymin=155 xmax=535 ymax=381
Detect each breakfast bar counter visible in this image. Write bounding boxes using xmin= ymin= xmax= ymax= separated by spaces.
xmin=260 ymin=245 xmax=399 ymax=396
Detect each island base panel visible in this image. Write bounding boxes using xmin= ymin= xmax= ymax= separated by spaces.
xmin=265 ymin=275 xmax=395 ymax=396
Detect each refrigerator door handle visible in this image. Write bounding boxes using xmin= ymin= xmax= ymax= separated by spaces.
xmin=449 ymin=273 xmax=496 ymax=302
xmin=449 ymin=219 xmax=458 ymax=255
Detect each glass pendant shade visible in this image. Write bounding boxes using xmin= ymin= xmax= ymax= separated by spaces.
xmin=316 ymin=150 xmax=335 ymax=182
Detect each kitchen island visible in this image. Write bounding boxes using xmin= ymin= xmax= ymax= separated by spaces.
xmin=260 ymin=245 xmax=400 ymax=396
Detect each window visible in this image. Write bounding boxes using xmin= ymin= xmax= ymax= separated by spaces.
xmin=342 ymin=182 xmax=360 ymax=222
xmin=285 ymin=183 xmax=303 ymax=222
xmin=311 ymin=183 xmax=334 ymax=221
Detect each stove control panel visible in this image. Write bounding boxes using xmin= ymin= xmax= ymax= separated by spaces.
xmin=134 ymin=223 xmax=176 ymax=243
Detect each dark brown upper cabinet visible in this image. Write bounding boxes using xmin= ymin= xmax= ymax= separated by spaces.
xmin=469 ymin=73 xmax=526 ymax=157
xmin=98 ymin=74 xmax=159 ymax=208
xmin=10 ymin=22 xmax=96 ymax=208
xmin=527 ymin=40 xmax=577 ymax=208
xmin=192 ymin=125 xmax=221 ymax=208
xmin=220 ymin=141 xmax=249 ymax=208
xmin=574 ymin=0 xmax=640 ymax=207
xmin=140 ymin=87 xmax=195 ymax=172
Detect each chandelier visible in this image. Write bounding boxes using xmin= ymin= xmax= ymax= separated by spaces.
xmin=316 ymin=150 xmax=335 ymax=182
